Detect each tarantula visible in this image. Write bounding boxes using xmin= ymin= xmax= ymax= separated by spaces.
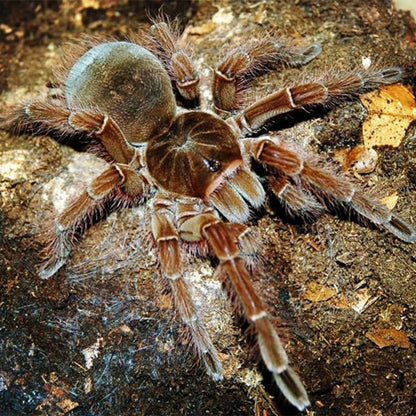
xmin=1 ymin=17 xmax=415 ymax=411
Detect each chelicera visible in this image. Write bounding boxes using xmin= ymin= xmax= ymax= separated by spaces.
xmin=2 ymin=17 xmax=415 ymax=411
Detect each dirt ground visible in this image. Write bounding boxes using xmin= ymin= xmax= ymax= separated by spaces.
xmin=1 ymin=1 xmax=416 ymax=415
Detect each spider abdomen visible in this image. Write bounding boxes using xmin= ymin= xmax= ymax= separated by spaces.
xmin=65 ymin=41 xmax=176 ymax=144
xmin=145 ymin=111 xmax=242 ymax=199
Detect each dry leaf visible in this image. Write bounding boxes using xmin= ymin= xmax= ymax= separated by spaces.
xmin=366 ymin=327 xmax=410 ymax=349
xmin=57 ymin=398 xmax=79 ymax=413
xmin=334 ymin=145 xmax=378 ymax=174
xmin=349 ymin=288 xmax=373 ymax=313
xmin=328 ymin=292 xmax=349 ymax=309
xmin=188 ymin=22 xmax=216 ymax=35
xmin=303 ymin=281 xmax=336 ymax=302
xmin=328 ymin=288 xmax=379 ymax=312
xmin=380 ymin=192 xmax=399 ymax=210
xmin=360 ymin=84 xmax=416 ymax=148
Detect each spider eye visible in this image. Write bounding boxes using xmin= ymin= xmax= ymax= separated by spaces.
xmin=204 ymin=157 xmax=221 ymax=172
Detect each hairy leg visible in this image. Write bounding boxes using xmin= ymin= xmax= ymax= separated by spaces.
xmin=151 ymin=196 xmax=223 ymax=380
xmin=214 ymin=36 xmax=321 ymax=112
xmin=40 ymin=163 xmax=147 ymax=278
xmin=145 ymin=16 xmax=199 ymax=104
xmin=236 ymin=67 xmax=404 ymax=132
xmin=179 ymin=210 xmax=309 ymax=411
xmin=2 ymin=99 xmax=138 ymax=165
xmin=250 ymin=136 xmax=416 ymax=242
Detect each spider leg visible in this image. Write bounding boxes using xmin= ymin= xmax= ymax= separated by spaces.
xmin=214 ymin=36 xmax=321 ymax=112
xmin=151 ymin=197 xmax=223 ymax=380
xmin=268 ymin=175 xmax=325 ymax=218
xmin=3 ymin=101 xmax=152 ymax=276
xmin=235 ymin=67 xmax=404 ymax=133
xmin=21 ymin=100 xmax=138 ymax=165
xmin=145 ymin=16 xmax=199 ymax=104
xmin=40 ymin=163 xmax=148 ymax=278
xmin=179 ymin=212 xmax=310 ymax=411
xmin=0 ymin=98 xmax=72 ymax=136
xmin=250 ymin=136 xmax=416 ymax=242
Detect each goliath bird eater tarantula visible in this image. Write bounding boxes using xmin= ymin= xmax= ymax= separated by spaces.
xmin=1 ymin=17 xmax=415 ymax=411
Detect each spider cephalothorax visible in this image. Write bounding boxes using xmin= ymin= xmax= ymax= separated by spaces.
xmin=1 ymin=17 xmax=415 ymax=411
